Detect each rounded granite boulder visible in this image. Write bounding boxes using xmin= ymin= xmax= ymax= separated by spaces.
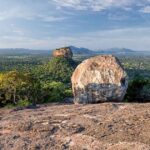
xmin=71 ymin=55 xmax=128 ymax=104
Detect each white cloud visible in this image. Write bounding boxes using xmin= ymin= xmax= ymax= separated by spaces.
xmin=0 ymin=9 xmax=66 ymax=22
xmin=0 ymin=0 xmax=150 ymax=50
xmin=1 ymin=27 xmax=150 ymax=51
xmin=38 ymin=15 xmax=67 ymax=22
xmin=52 ymin=0 xmax=150 ymax=12
xmin=0 ymin=8 xmax=36 ymax=21
xmin=0 ymin=3 xmax=67 ymax=22
xmin=140 ymin=6 xmax=150 ymax=13
xmin=12 ymin=29 xmax=25 ymax=36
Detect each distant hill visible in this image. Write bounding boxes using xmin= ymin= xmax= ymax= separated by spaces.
xmin=0 ymin=47 xmax=149 ymax=56
xmin=69 ymin=46 xmax=135 ymax=55
xmin=69 ymin=46 xmax=94 ymax=55
xmin=97 ymin=48 xmax=135 ymax=55
xmin=0 ymin=47 xmax=94 ymax=56
xmin=0 ymin=48 xmax=50 ymax=56
xmin=98 ymin=48 xmax=134 ymax=53
xmin=70 ymin=46 xmax=150 ymax=56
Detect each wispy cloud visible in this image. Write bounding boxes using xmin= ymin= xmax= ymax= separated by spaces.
xmin=0 ymin=0 xmax=150 ymax=50
xmin=140 ymin=6 xmax=150 ymax=13
xmin=0 ymin=9 xmax=67 ymax=22
xmin=38 ymin=15 xmax=67 ymax=22
xmin=52 ymin=0 xmax=150 ymax=12
xmin=12 ymin=29 xmax=25 ymax=36
xmin=0 ymin=8 xmax=36 ymax=21
xmin=0 ymin=1 xmax=68 ymax=22
xmin=1 ymin=27 xmax=150 ymax=50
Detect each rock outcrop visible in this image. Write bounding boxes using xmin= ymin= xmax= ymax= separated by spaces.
xmin=71 ymin=55 xmax=128 ymax=104
xmin=1 ymin=103 xmax=150 ymax=150
xmin=53 ymin=47 xmax=73 ymax=59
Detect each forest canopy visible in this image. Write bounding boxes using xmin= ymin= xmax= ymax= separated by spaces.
xmin=0 ymin=57 xmax=77 ymax=107
xmin=0 ymin=53 xmax=150 ymax=107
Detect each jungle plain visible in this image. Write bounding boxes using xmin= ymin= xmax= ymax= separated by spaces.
xmin=0 ymin=47 xmax=150 ymax=107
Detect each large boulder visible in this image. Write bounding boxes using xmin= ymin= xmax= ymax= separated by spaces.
xmin=71 ymin=55 xmax=128 ymax=104
xmin=53 ymin=47 xmax=73 ymax=59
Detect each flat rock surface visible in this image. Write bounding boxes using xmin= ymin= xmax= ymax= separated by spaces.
xmin=0 ymin=103 xmax=150 ymax=150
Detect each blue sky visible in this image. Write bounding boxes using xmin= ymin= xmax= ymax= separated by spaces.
xmin=0 ymin=0 xmax=150 ymax=50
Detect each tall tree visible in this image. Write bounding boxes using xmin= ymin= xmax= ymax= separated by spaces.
xmin=0 ymin=71 xmax=29 ymax=104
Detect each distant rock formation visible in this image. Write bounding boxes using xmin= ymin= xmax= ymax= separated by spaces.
xmin=71 ymin=55 xmax=128 ymax=104
xmin=53 ymin=47 xmax=73 ymax=59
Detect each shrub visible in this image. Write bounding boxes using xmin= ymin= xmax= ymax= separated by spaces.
xmin=41 ymin=81 xmax=66 ymax=103
xmin=125 ymin=76 xmax=150 ymax=102
xmin=5 ymin=103 xmax=15 ymax=109
xmin=140 ymin=84 xmax=150 ymax=101
xmin=64 ymin=89 xmax=73 ymax=97
xmin=16 ymin=100 xmax=32 ymax=107
xmin=0 ymin=71 xmax=31 ymax=106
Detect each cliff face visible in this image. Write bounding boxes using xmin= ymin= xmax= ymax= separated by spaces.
xmin=52 ymin=47 xmax=73 ymax=59
xmin=0 ymin=103 xmax=150 ymax=150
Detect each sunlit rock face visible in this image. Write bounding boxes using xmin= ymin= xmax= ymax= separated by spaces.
xmin=71 ymin=55 xmax=128 ymax=104
xmin=53 ymin=47 xmax=73 ymax=59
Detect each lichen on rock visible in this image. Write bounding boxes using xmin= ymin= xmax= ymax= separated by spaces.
xmin=71 ymin=55 xmax=128 ymax=104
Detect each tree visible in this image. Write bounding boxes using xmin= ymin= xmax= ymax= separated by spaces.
xmin=125 ymin=76 xmax=150 ymax=102
xmin=27 ymin=74 xmax=42 ymax=105
xmin=33 ymin=57 xmax=77 ymax=84
xmin=41 ymin=81 xmax=66 ymax=103
xmin=0 ymin=71 xmax=29 ymax=105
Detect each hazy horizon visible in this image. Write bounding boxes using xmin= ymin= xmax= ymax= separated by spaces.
xmin=0 ymin=46 xmax=150 ymax=52
xmin=0 ymin=0 xmax=150 ymax=51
